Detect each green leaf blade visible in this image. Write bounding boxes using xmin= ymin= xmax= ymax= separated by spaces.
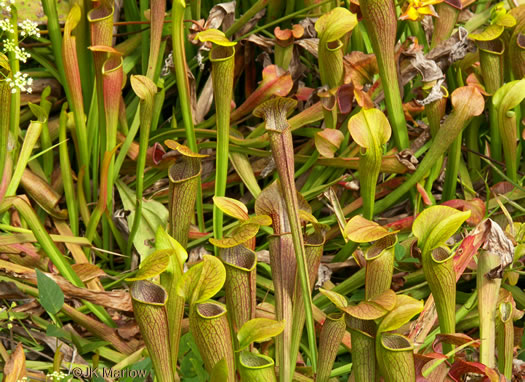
xmin=36 ymin=269 xmax=65 ymax=315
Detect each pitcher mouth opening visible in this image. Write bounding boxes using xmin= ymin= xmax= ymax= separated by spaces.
xmin=211 ymin=46 xmax=235 ymax=62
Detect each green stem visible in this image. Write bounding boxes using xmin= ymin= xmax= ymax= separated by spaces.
xmin=431 ymin=2 xmax=459 ymax=48
xmin=256 ymin=98 xmax=318 ymax=373
xmin=5 ymin=122 xmax=42 ymax=197
xmin=70 ymin=0 xmax=93 ymax=109
xmin=43 ymin=0 xmax=92 ymax=200
xmin=465 ymin=116 xmax=481 ymax=175
xmin=408 ymin=21 xmax=428 ymax=50
xmin=10 ymin=197 xmax=114 ymax=327
xmin=58 ymin=105 xmax=79 ymax=235
xmin=290 ymin=232 xmax=324 ymax=379
xmin=145 ymin=0 xmax=165 ymax=79
xmin=360 ymin=0 xmax=409 ymax=149
xmin=496 ymin=307 xmax=514 ymax=379
xmin=210 ymin=45 xmax=236 ymax=243
xmin=38 ymin=89 xmax=53 ymax=180
xmin=442 ymin=130 xmax=462 ymax=201
xmin=127 ymin=77 xmax=156 ymax=256
xmin=372 ymin=88 xmax=484 ymax=215
xmin=477 ymin=250 xmax=501 ymax=368
xmin=267 ymin=0 xmax=285 ymax=22
xmin=7 ymin=9 xmax=20 ymax=140
xmin=237 ymin=0 xmax=334 ymax=42
xmin=0 ymin=77 xmax=11 ymax=191
xmin=225 ymin=0 xmax=269 ymax=38
xmin=420 ymin=290 xmax=478 ymax=349
xmin=172 ymin=0 xmax=205 ymax=231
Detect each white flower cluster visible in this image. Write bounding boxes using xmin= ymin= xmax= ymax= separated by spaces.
xmin=45 ymin=371 xmax=70 ymax=381
xmin=5 ymin=71 xmax=33 ymax=93
xmin=18 ymin=19 xmax=40 ymax=38
xmin=0 ymin=0 xmax=15 ymax=13
xmin=0 ymin=18 xmax=14 ymax=34
xmin=16 ymin=370 xmax=72 ymax=382
xmin=0 ymin=4 xmax=38 ymax=93
xmin=2 ymin=38 xmax=30 ymax=62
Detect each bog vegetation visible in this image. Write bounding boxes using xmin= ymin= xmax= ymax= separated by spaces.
xmin=0 ymin=0 xmax=525 ymax=381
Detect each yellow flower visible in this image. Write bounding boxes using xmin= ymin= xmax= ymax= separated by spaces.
xmin=400 ymin=0 xmax=443 ymax=21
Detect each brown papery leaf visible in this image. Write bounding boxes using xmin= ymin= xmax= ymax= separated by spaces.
xmin=295 ymin=38 xmax=319 ymax=58
xmin=71 ymin=263 xmax=107 ymax=283
xmin=0 ymin=281 xmax=27 ymax=300
xmin=0 ymin=259 xmax=132 ymax=311
xmin=470 ymin=219 xmax=514 ymax=278
xmin=12 ymin=325 xmax=89 ymax=365
xmin=3 ymin=343 xmax=26 ymax=382
xmin=205 ymin=1 xmax=236 ymax=31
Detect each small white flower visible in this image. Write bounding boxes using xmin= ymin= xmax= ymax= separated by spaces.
xmin=16 ymin=46 xmax=30 ymax=62
xmin=0 ymin=1 xmax=13 ymax=13
xmin=19 ymin=19 xmax=40 ymax=38
xmin=0 ymin=19 xmax=14 ymax=34
xmin=5 ymin=71 xmax=34 ymax=93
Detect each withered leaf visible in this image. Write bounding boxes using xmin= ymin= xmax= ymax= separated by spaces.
xmin=470 ymin=219 xmax=514 ymax=279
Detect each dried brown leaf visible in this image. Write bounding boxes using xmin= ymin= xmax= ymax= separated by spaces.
xmin=470 ymin=219 xmax=514 ymax=279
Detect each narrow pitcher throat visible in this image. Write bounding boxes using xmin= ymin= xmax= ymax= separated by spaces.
xmin=211 ymin=46 xmax=236 ymax=62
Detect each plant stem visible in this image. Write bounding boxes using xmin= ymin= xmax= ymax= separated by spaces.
xmin=7 ymin=9 xmax=20 ymax=140
xmin=171 ymin=0 xmax=205 ymax=231
xmin=477 ymin=250 xmax=501 ymax=368
xmin=226 ymin=0 xmax=269 ymax=38
xmin=0 ymin=77 xmax=11 ymax=193
xmin=210 ymin=45 xmax=236 ymax=243
xmin=442 ymin=130 xmax=462 ymax=201
xmin=360 ymin=0 xmax=409 ymax=150
xmin=255 ymin=98 xmax=318 ymax=373
xmin=373 ymin=87 xmax=484 ymax=214
xmin=127 ymin=76 xmax=157 ymax=256
xmin=11 ymin=197 xmax=114 ymax=327
xmin=58 ymin=105 xmax=79 ymax=235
